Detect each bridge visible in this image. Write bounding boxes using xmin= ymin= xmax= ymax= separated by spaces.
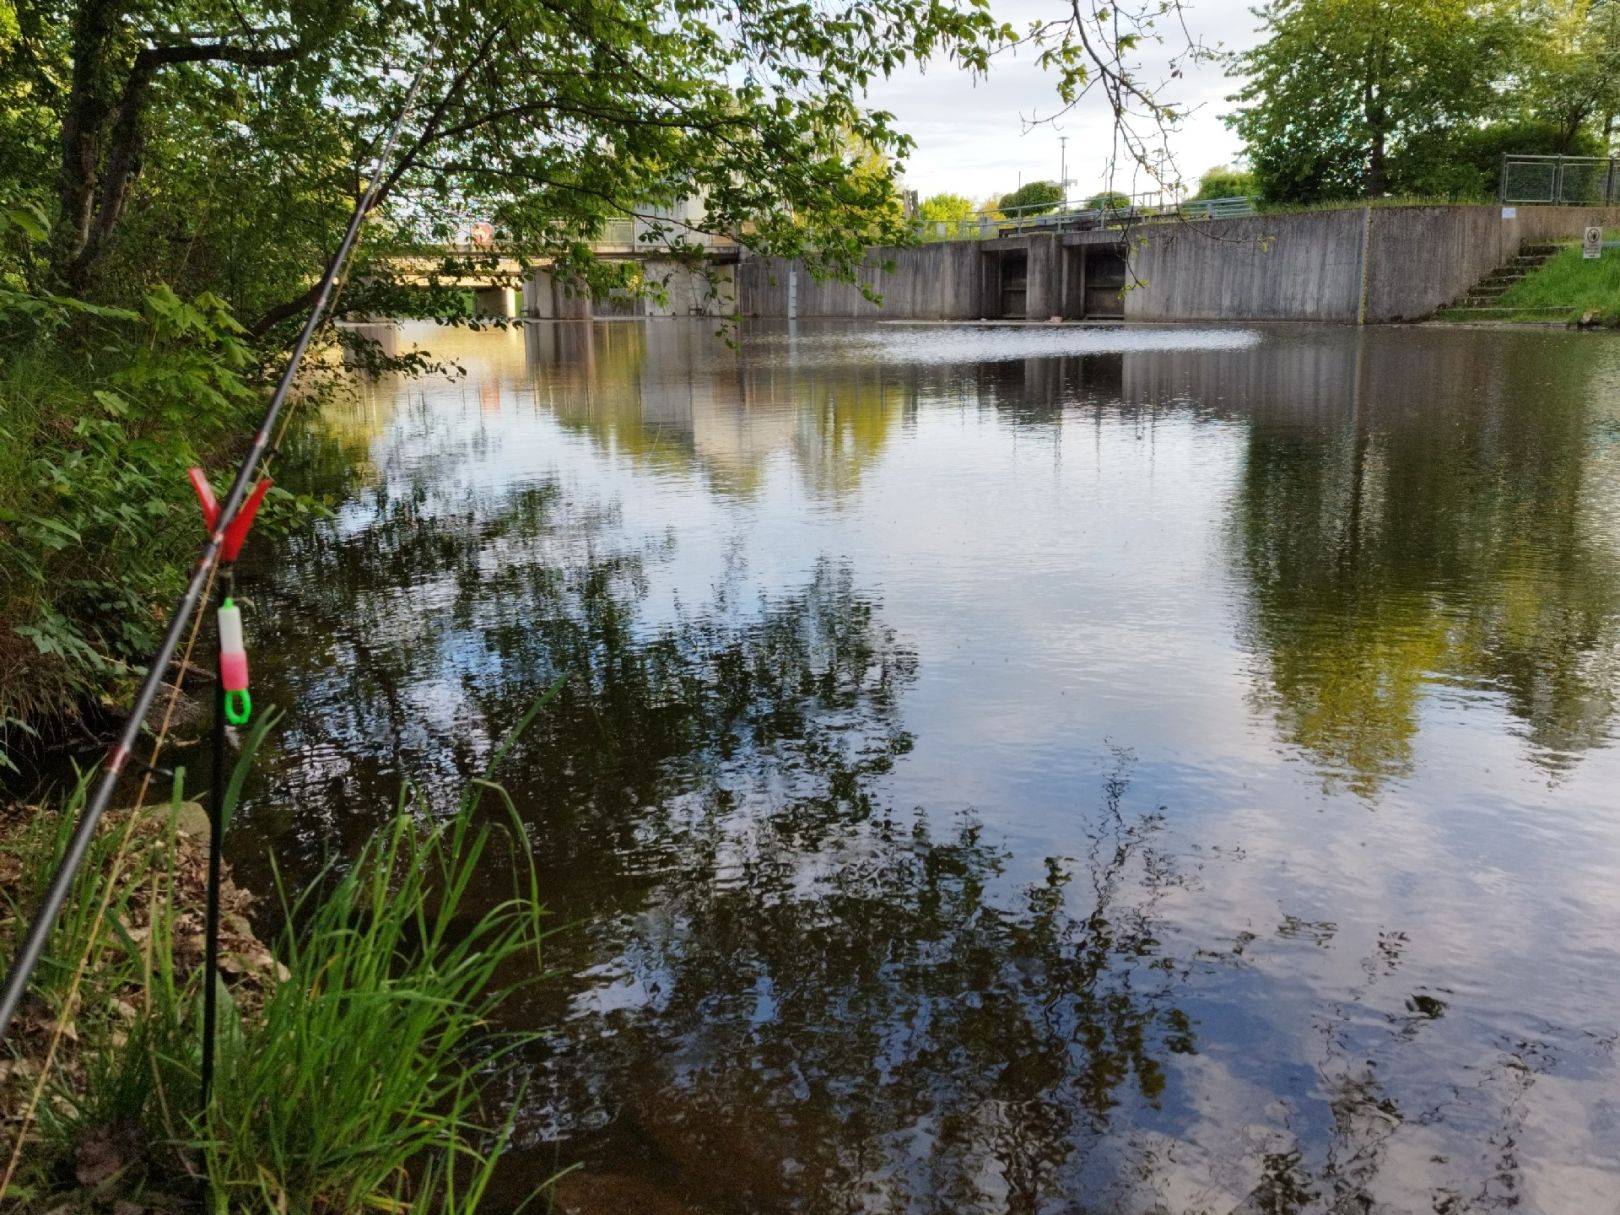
xmin=385 ymin=214 xmax=743 ymax=317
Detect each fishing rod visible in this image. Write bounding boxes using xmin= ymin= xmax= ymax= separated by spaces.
xmin=0 ymin=36 xmax=441 ymax=1047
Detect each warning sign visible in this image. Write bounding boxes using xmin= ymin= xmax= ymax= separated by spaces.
xmin=1584 ymin=226 xmax=1603 ymax=259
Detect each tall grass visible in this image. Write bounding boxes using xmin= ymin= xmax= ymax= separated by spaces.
xmin=202 ymin=798 xmax=546 ymax=1212
xmin=0 ymin=715 xmax=551 ymax=1213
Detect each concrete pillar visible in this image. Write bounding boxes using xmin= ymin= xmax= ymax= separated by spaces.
xmin=524 ymin=269 xmax=591 ymax=319
xmin=1025 ymin=235 xmax=1063 ymax=319
xmin=473 ymin=286 xmax=517 ymax=318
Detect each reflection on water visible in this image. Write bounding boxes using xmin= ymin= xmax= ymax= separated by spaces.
xmin=246 ymin=321 xmax=1620 ymax=1213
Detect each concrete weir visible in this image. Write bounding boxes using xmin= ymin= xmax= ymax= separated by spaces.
xmin=730 ymin=204 xmax=1620 ymax=325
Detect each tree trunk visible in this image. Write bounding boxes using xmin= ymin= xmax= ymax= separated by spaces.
xmin=54 ymin=0 xmax=128 ymax=289
xmin=1367 ymin=129 xmax=1387 ymax=198
xmin=52 ymin=2 xmax=306 ymax=293
xmin=1362 ymin=42 xmax=1388 ymax=199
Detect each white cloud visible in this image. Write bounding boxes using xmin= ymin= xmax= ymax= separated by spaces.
xmin=865 ymin=0 xmax=1266 ymax=201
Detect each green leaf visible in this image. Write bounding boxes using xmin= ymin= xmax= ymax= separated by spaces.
xmin=93 ymin=389 xmax=129 ymax=417
xmin=219 ymin=705 xmax=282 ymax=835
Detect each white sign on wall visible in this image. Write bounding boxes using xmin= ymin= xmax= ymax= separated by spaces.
xmin=1501 ymin=206 xmax=1517 ymax=219
xmin=1584 ymin=226 xmax=1603 ymax=259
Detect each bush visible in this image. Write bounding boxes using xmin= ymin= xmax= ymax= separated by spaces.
xmin=0 ymin=210 xmax=322 ymax=765
xmin=1389 ymin=119 xmax=1606 ymax=200
xmin=1191 ymin=166 xmax=1257 ymax=200
xmin=997 ymin=181 xmax=1065 ymax=215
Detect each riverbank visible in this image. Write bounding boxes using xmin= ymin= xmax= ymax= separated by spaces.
xmin=1434 ymin=233 xmax=1620 ymax=324
xmin=0 ymin=766 xmax=549 ymax=1212
xmin=0 ymin=294 xmax=261 ymax=768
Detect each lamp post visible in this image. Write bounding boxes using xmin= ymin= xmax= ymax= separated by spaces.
xmin=1059 ymin=136 xmax=1068 ymax=207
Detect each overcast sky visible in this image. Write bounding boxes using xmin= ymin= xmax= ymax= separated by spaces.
xmin=865 ymin=0 xmax=1265 ymax=203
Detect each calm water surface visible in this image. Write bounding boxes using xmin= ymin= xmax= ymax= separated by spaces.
xmin=243 ymin=319 xmax=1620 ymax=1214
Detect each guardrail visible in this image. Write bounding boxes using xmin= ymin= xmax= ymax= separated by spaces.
xmin=920 ymin=192 xmax=1258 ymax=241
xmin=1501 ymin=155 xmax=1620 ymax=206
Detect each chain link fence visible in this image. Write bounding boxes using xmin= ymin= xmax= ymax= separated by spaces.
xmin=1501 ymin=155 xmax=1620 ymax=205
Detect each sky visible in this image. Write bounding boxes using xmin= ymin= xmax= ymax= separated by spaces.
xmin=865 ymin=0 xmax=1265 ymax=204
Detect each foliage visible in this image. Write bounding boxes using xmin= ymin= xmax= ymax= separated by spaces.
xmin=0 ymin=728 xmax=552 ymax=1213
xmin=1191 ymin=164 xmax=1257 ymax=200
xmin=0 ymin=0 xmax=1013 ymax=328
xmin=1226 ymin=0 xmax=1619 ymax=205
xmin=997 ymin=180 xmax=1065 ymax=215
xmin=1390 ymin=118 xmax=1605 ymax=199
xmin=1518 ymin=0 xmax=1620 ymax=153
xmin=1084 ymin=189 xmax=1132 ymax=210
xmin=1226 ymin=0 xmax=1516 ymax=203
xmin=0 ymin=218 xmax=320 ymax=758
xmin=918 ymin=191 xmax=978 ymax=239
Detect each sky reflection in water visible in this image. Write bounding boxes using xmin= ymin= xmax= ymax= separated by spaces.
xmin=244 ymin=320 xmax=1620 ymax=1214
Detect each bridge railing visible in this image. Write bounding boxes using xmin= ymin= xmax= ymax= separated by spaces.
xmin=428 ymin=223 xmax=738 ymax=257
xmin=920 ymin=191 xmax=1258 ymax=241
xmin=1501 ymin=155 xmax=1620 ymax=206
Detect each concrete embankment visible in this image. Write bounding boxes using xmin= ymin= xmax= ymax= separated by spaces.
xmin=729 ymin=204 xmax=1620 ymax=325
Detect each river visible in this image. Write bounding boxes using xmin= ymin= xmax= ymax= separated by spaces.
xmin=240 ymin=319 xmax=1620 ymax=1214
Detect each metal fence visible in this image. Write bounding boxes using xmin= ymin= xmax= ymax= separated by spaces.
xmin=1501 ymin=155 xmax=1620 ymax=206
xmin=919 ymin=190 xmax=1258 ymax=242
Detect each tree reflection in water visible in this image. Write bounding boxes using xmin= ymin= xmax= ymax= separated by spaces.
xmin=1219 ymin=332 xmax=1620 ymax=794
xmin=251 ymin=462 xmax=1203 ymax=1210
xmin=244 ymin=324 xmax=1620 ymax=1214
xmin=526 ymin=749 xmax=1198 ymax=1215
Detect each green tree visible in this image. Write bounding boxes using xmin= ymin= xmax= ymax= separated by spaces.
xmin=997 ymin=180 xmax=1065 ymax=215
xmin=918 ymin=191 xmax=977 ymax=238
xmin=1518 ymin=0 xmax=1620 ymax=153
xmin=1084 ymin=189 xmax=1132 ymax=210
xmin=1190 ymin=165 xmax=1257 ymax=200
xmin=1390 ymin=117 xmax=1604 ymax=198
xmin=0 ymin=0 xmax=1010 ymax=319
xmin=1226 ymin=0 xmax=1514 ymax=203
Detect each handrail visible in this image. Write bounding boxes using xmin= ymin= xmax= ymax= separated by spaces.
xmin=920 ymin=192 xmax=1258 ymax=241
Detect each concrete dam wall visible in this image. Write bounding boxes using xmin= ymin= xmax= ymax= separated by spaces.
xmin=728 ymin=204 xmax=1620 ymax=325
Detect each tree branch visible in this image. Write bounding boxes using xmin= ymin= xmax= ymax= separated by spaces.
xmin=60 ymin=31 xmax=306 ymax=288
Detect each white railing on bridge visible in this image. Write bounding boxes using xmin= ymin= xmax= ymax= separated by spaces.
xmin=920 ymin=190 xmax=1258 ymax=241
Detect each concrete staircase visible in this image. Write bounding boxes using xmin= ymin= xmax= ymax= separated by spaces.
xmin=1449 ymin=242 xmax=1561 ymax=311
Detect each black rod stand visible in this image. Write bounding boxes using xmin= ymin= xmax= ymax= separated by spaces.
xmin=200 ymin=565 xmax=232 ymax=1109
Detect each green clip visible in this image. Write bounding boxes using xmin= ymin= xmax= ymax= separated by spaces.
xmin=225 ymin=689 xmax=252 ymax=726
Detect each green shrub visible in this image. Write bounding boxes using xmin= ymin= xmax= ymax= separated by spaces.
xmin=0 ymin=216 xmax=323 ymax=763
xmin=1191 ymin=166 xmax=1257 ymax=201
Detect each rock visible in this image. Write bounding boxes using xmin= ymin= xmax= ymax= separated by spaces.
xmin=124 ymin=799 xmax=211 ymax=839
xmin=1577 ymin=309 xmax=1603 ymax=329
xmin=143 ymin=682 xmax=211 ymax=738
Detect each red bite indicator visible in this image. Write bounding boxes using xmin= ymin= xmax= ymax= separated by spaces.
xmin=188 ymin=468 xmax=271 ymax=726
xmin=187 ymin=468 xmax=272 ymax=562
